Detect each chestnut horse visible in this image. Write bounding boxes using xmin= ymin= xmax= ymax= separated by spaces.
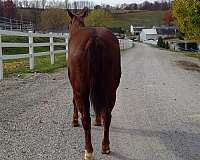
xmin=67 ymin=8 xmax=121 ymax=160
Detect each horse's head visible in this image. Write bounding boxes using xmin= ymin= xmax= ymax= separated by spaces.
xmin=67 ymin=8 xmax=89 ymax=34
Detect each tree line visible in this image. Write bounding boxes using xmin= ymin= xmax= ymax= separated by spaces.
xmin=119 ymin=0 xmax=171 ymax=10
xmin=0 ymin=0 xmax=94 ymax=10
xmin=0 ymin=0 xmax=171 ymax=14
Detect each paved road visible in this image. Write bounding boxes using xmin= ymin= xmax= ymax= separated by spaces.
xmin=1 ymin=43 xmax=200 ymax=160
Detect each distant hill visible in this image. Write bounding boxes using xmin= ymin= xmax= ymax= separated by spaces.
xmin=16 ymin=8 xmax=166 ymax=32
xmin=110 ymin=10 xmax=167 ymax=30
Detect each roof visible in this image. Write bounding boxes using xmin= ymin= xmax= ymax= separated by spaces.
xmin=142 ymin=29 xmax=157 ymax=35
xmin=156 ymin=27 xmax=176 ymax=35
xmin=109 ymin=27 xmax=125 ymax=34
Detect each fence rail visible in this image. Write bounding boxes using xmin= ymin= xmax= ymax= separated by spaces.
xmin=0 ymin=30 xmax=133 ymax=80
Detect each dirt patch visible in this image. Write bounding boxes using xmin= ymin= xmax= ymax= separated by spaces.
xmin=176 ymin=60 xmax=200 ymax=72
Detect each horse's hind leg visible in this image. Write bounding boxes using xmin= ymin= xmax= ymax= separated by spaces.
xmin=93 ymin=113 xmax=102 ymax=126
xmin=80 ymin=94 xmax=93 ymax=160
xmin=101 ymin=94 xmax=116 ymax=154
xmin=102 ymin=110 xmax=112 ymax=154
xmin=72 ymin=96 xmax=79 ymax=127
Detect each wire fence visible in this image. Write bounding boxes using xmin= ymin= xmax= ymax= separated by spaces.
xmin=0 ymin=16 xmax=33 ymax=32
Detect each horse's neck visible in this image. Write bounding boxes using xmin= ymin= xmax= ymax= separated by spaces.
xmin=70 ymin=26 xmax=82 ymax=35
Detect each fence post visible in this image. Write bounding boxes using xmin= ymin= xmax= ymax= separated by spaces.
xmin=29 ymin=31 xmax=34 ymax=70
xmin=119 ymin=39 xmax=121 ymax=50
xmin=65 ymin=33 xmax=68 ymax=60
xmin=0 ymin=34 xmax=3 ymax=80
xmin=50 ymin=32 xmax=54 ymax=64
xmin=10 ymin=19 xmax=13 ymax=31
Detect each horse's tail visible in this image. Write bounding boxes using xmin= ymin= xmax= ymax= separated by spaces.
xmin=89 ymin=36 xmax=105 ymax=115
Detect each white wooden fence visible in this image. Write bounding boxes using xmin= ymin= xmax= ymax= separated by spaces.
xmin=0 ymin=30 xmax=133 ymax=80
xmin=119 ymin=39 xmax=134 ymax=50
xmin=0 ymin=30 xmax=68 ymax=80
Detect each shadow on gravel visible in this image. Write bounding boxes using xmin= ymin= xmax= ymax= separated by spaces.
xmin=109 ymin=126 xmax=200 ymax=160
xmin=176 ymin=60 xmax=200 ymax=72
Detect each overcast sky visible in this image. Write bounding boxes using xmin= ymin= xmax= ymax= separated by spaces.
xmin=68 ymin=0 xmax=158 ymax=6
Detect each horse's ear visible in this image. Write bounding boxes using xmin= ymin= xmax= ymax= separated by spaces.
xmin=67 ymin=9 xmax=75 ymax=20
xmin=80 ymin=7 xmax=89 ymax=18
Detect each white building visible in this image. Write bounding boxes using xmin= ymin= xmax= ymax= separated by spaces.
xmin=140 ymin=29 xmax=157 ymax=42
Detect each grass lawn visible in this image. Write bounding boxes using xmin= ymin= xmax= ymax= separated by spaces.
xmin=179 ymin=52 xmax=200 ymax=61
xmin=3 ymin=53 xmax=67 ymax=77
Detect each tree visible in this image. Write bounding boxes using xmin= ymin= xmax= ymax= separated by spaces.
xmin=94 ymin=5 xmax=101 ymax=9
xmin=65 ymin=0 xmax=68 ymax=9
xmin=85 ymin=9 xmax=112 ymax=27
xmin=172 ymin=0 xmax=200 ymax=40
xmin=22 ymin=0 xmax=29 ymax=8
xmin=0 ymin=1 xmax=3 ymax=16
xmin=40 ymin=8 xmax=69 ymax=32
xmin=124 ymin=3 xmax=138 ymax=10
xmin=41 ymin=0 xmax=46 ymax=9
xmin=157 ymin=36 xmax=166 ymax=48
xmin=162 ymin=10 xmax=173 ymax=26
xmin=3 ymin=0 xmax=16 ymax=18
xmin=157 ymin=37 xmax=162 ymax=47
xmin=73 ymin=1 xmax=77 ymax=11
xmin=165 ymin=41 xmax=170 ymax=49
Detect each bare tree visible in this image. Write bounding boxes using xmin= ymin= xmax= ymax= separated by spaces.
xmin=42 ymin=0 xmax=46 ymax=9
xmin=73 ymin=1 xmax=77 ymax=11
xmin=22 ymin=0 xmax=29 ymax=8
xmin=65 ymin=0 xmax=68 ymax=9
xmin=0 ymin=0 xmax=3 ymax=16
xmin=35 ymin=0 xmax=40 ymax=8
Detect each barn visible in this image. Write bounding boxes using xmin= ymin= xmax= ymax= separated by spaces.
xmin=140 ymin=29 xmax=157 ymax=42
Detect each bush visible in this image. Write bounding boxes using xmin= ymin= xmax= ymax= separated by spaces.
xmin=157 ymin=37 xmax=170 ymax=49
xmin=157 ymin=37 xmax=163 ymax=47
xmin=165 ymin=41 xmax=170 ymax=49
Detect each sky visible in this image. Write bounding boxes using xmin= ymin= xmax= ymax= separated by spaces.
xmin=68 ymin=0 xmax=158 ymax=6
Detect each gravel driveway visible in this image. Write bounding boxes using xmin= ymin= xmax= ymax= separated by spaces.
xmin=0 ymin=43 xmax=200 ymax=160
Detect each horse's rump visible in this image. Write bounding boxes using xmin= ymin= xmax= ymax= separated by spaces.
xmin=87 ymin=28 xmax=121 ymax=115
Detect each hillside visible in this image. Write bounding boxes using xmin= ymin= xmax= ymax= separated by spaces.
xmin=15 ymin=8 xmax=166 ymax=31
xmin=111 ymin=10 xmax=167 ymax=29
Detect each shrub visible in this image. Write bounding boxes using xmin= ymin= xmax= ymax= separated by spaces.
xmin=165 ymin=41 xmax=170 ymax=49
xmin=157 ymin=37 xmax=162 ymax=47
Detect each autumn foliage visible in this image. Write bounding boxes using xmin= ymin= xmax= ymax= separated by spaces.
xmin=0 ymin=0 xmax=16 ymax=18
xmin=40 ymin=8 xmax=69 ymax=32
xmin=162 ymin=10 xmax=173 ymax=26
xmin=172 ymin=0 xmax=200 ymax=40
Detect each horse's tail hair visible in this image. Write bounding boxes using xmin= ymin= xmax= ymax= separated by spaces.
xmin=89 ymin=36 xmax=105 ymax=115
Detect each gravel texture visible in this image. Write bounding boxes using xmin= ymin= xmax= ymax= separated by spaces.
xmin=0 ymin=43 xmax=200 ymax=160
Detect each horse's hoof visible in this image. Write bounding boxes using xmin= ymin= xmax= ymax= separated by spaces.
xmin=101 ymin=145 xmax=110 ymax=154
xmin=72 ymin=121 xmax=79 ymax=127
xmin=84 ymin=150 xmax=93 ymax=160
xmin=101 ymin=149 xmax=110 ymax=154
xmin=93 ymin=121 xmax=102 ymax=126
